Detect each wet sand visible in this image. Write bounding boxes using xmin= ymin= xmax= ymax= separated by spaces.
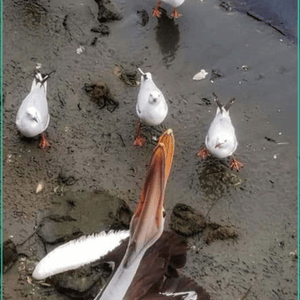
xmin=3 ymin=0 xmax=297 ymax=299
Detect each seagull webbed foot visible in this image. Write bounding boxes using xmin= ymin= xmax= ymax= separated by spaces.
xmin=230 ymin=157 xmax=243 ymax=171
xmin=197 ymin=147 xmax=210 ymax=160
xmin=170 ymin=8 xmax=182 ymax=18
xmin=39 ymin=132 xmax=50 ymax=150
xmin=152 ymin=1 xmax=162 ymax=17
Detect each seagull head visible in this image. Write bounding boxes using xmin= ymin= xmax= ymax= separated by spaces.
xmin=138 ymin=68 xmax=152 ymax=82
xmin=148 ymin=90 xmax=161 ymax=104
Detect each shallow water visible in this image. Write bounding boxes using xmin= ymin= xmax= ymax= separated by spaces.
xmin=3 ymin=0 xmax=297 ymax=299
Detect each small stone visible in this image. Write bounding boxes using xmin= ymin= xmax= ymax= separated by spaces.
xmin=36 ymin=181 xmax=44 ymax=194
xmin=193 ymin=69 xmax=209 ymax=81
xmin=241 ymin=65 xmax=249 ymax=71
xmin=3 ymin=240 xmax=18 ymax=273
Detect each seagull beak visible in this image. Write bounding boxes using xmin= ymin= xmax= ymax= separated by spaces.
xmin=138 ymin=68 xmax=147 ymax=79
xmin=215 ymin=142 xmax=223 ymax=148
xmin=138 ymin=68 xmax=145 ymax=75
xmin=125 ymin=130 xmax=175 ymax=266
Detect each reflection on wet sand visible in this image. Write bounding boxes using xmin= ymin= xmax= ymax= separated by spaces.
xmin=155 ymin=10 xmax=180 ymax=68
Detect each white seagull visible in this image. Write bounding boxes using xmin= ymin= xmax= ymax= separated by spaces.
xmin=16 ymin=71 xmax=51 ymax=149
xmin=152 ymin=0 xmax=186 ymax=18
xmin=134 ymin=68 xmax=168 ymax=147
xmin=197 ymin=93 xmax=243 ymax=171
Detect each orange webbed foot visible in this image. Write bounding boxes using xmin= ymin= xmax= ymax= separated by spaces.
xmin=230 ymin=157 xmax=243 ymax=172
xmin=170 ymin=8 xmax=182 ymax=18
xmin=39 ymin=133 xmax=50 ymax=150
xmin=197 ymin=148 xmax=210 ymax=160
xmin=152 ymin=6 xmax=162 ymax=18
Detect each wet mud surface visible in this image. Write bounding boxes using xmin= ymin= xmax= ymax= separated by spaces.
xmin=3 ymin=0 xmax=297 ymax=299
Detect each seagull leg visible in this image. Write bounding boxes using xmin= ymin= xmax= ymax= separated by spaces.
xmin=170 ymin=7 xmax=182 ymax=18
xmin=229 ymin=157 xmax=243 ymax=171
xmin=197 ymin=147 xmax=210 ymax=159
xmin=39 ymin=132 xmax=50 ymax=150
xmin=152 ymin=0 xmax=162 ymax=18
xmin=133 ymin=120 xmax=146 ymax=147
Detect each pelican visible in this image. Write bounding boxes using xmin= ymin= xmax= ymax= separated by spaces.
xmin=197 ymin=93 xmax=243 ymax=171
xmin=134 ymin=68 xmax=168 ymax=147
xmin=152 ymin=0 xmax=186 ymax=18
xmin=16 ymin=71 xmax=51 ymax=149
xmin=32 ymin=130 xmax=210 ymax=299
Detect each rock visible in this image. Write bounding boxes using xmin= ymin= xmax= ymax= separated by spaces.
xmin=205 ymin=222 xmax=238 ymax=244
xmin=3 ymin=240 xmax=18 ymax=273
xmin=37 ymin=216 xmax=83 ymax=245
xmin=171 ymin=204 xmax=207 ymax=236
xmin=51 ymin=261 xmax=105 ymax=299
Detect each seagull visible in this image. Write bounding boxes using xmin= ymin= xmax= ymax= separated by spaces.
xmin=32 ymin=130 xmax=211 ymax=299
xmin=197 ymin=93 xmax=243 ymax=171
xmin=153 ymin=0 xmax=185 ymax=18
xmin=134 ymin=68 xmax=168 ymax=147
xmin=16 ymin=71 xmax=51 ymax=149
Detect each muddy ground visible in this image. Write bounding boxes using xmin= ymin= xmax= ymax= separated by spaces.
xmin=2 ymin=0 xmax=298 ymax=299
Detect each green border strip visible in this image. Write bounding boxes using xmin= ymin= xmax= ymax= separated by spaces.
xmin=1 ymin=0 xmax=3 ymax=298
xmin=298 ymin=0 xmax=300 ymax=298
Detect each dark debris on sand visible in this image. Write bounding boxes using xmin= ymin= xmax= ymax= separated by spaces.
xmin=171 ymin=203 xmax=239 ymax=244
xmin=84 ymin=81 xmax=119 ymax=112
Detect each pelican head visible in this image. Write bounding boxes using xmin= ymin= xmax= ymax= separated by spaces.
xmin=125 ymin=129 xmax=174 ymax=267
xmin=97 ymin=129 xmax=174 ymax=300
